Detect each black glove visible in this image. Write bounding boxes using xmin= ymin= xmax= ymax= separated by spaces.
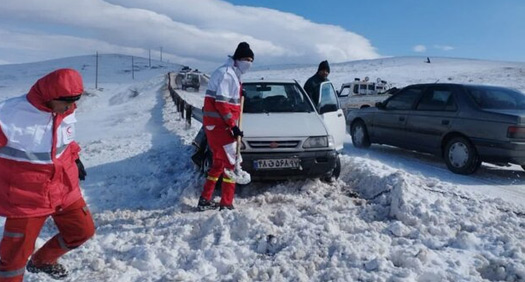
xmin=231 ymin=126 xmax=244 ymax=138
xmin=75 ymin=158 xmax=87 ymax=181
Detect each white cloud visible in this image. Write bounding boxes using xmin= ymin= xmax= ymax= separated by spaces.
xmin=0 ymin=28 xmax=210 ymax=68
xmin=413 ymin=45 xmax=427 ymax=53
xmin=0 ymin=0 xmax=380 ymax=69
xmin=434 ymin=45 xmax=455 ymax=51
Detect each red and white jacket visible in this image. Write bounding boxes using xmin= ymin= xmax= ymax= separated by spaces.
xmin=202 ymin=58 xmax=242 ymax=130
xmin=0 ymin=69 xmax=84 ymax=218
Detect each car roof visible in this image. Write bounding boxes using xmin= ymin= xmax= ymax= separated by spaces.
xmin=406 ymin=83 xmax=462 ymax=87
xmin=405 ymin=83 xmax=512 ymax=90
xmin=243 ymin=79 xmax=300 ymax=84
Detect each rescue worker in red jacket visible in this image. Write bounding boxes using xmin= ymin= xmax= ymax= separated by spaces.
xmin=197 ymin=42 xmax=254 ymax=211
xmin=0 ymin=69 xmax=95 ymax=281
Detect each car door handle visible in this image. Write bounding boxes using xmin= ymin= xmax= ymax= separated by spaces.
xmin=338 ymin=113 xmax=343 ymax=117
xmin=441 ymin=120 xmax=450 ymax=125
xmin=399 ymin=116 xmax=405 ymax=122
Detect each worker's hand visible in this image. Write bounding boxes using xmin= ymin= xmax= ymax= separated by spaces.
xmin=231 ymin=126 xmax=244 ymax=138
xmin=75 ymin=158 xmax=87 ymax=181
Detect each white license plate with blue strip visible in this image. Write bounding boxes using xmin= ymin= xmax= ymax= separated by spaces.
xmin=253 ymin=158 xmax=301 ymax=170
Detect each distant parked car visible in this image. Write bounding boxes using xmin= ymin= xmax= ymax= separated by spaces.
xmin=192 ymin=79 xmax=346 ymax=181
xmin=175 ymin=71 xmax=200 ymax=91
xmin=347 ymin=83 xmax=525 ymax=174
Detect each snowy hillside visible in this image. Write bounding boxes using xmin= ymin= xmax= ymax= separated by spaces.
xmin=0 ymin=55 xmax=524 ymax=281
xmin=0 ymin=54 xmax=181 ymax=99
xmin=249 ymin=57 xmax=525 ymax=93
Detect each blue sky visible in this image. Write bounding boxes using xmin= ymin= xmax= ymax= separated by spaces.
xmin=226 ymin=0 xmax=525 ymax=62
xmin=0 ymin=0 xmax=524 ymax=69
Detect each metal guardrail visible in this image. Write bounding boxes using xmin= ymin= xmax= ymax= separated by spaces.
xmin=166 ymin=72 xmax=203 ymax=126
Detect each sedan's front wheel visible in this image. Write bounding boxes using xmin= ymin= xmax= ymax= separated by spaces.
xmin=202 ymin=149 xmax=213 ymax=175
xmin=322 ymin=154 xmax=341 ymax=183
xmin=351 ymin=120 xmax=371 ymax=148
xmin=444 ymin=137 xmax=480 ymax=174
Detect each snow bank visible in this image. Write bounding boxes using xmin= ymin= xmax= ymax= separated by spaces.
xmin=0 ymin=55 xmax=524 ymax=281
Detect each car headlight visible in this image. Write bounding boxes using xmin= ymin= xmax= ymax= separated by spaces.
xmin=303 ymin=136 xmax=328 ymax=148
xmin=328 ymin=135 xmax=334 ymax=147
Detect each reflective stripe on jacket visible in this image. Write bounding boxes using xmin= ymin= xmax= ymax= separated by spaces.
xmin=203 ymin=58 xmax=242 ymax=129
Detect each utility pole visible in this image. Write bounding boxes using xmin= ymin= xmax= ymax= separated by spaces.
xmin=149 ymin=49 xmax=151 ymax=67
xmin=160 ymin=46 xmax=163 ymax=62
xmin=95 ymin=51 xmax=99 ymax=89
xmin=131 ymin=56 xmax=135 ymax=80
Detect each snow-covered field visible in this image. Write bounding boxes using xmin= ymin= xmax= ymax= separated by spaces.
xmin=0 ymin=55 xmax=524 ymax=281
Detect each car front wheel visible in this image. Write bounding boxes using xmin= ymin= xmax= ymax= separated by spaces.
xmin=351 ymin=120 xmax=371 ymax=148
xmin=444 ymin=137 xmax=480 ymax=174
xmin=322 ymin=154 xmax=341 ymax=183
xmin=202 ymin=149 xmax=213 ymax=175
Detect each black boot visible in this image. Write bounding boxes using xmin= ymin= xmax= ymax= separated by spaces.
xmin=219 ymin=205 xmax=235 ymax=211
xmin=197 ymin=196 xmax=218 ymax=211
xmin=26 ymin=259 xmax=68 ymax=280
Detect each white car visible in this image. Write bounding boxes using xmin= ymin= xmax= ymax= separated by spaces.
xmin=336 ymin=78 xmax=395 ymax=114
xmin=192 ymin=79 xmax=346 ymax=181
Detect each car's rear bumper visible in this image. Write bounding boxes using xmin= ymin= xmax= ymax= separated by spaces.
xmin=474 ymin=139 xmax=525 ymax=165
xmin=241 ymin=150 xmax=338 ymax=181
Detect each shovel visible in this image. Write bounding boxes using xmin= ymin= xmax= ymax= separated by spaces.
xmin=224 ymin=96 xmax=251 ymax=185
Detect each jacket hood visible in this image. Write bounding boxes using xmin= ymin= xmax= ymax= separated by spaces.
xmin=225 ymin=57 xmax=243 ymax=79
xmin=27 ymin=68 xmax=84 ymax=111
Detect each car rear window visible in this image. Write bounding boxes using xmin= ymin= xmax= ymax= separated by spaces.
xmin=466 ymin=86 xmax=525 ymax=110
xmin=243 ymin=83 xmax=314 ymax=113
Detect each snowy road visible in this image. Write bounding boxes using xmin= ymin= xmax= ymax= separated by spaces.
xmin=1 ymin=55 xmax=523 ymax=281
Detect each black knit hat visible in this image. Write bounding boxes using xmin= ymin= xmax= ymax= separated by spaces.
xmin=317 ymin=60 xmax=330 ymax=73
xmin=232 ymin=42 xmax=254 ymax=60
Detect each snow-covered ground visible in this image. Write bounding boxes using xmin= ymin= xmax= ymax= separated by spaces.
xmin=0 ymin=55 xmax=524 ymax=281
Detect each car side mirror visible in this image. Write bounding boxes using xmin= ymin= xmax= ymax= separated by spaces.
xmin=375 ymin=101 xmax=385 ymax=109
xmin=319 ymin=104 xmax=338 ymax=114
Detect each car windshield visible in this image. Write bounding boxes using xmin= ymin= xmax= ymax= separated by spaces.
xmin=466 ymin=85 xmax=525 ymax=110
xmin=243 ymin=83 xmax=314 ymax=113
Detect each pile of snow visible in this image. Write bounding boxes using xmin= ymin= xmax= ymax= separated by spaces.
xmin=0 ymin=55 xmax=523 ymax=281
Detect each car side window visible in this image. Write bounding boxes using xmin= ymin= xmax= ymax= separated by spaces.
xmin=385 ymin=87 xmax=422 ymax=110
xmin=416 ymin=87 xmax=457 ymax=111
xmin=319 ymin=83 xmax=339 ymax=113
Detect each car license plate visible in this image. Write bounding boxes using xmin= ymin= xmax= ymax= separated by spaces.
xmin=253 ymin=158 xmax=300 ymax=170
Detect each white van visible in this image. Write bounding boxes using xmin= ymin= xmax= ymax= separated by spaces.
xmin=337 ymin=78 xmax=394 ymax=113
xmin=338 ymin=77 xmax=390 ymax=96
xmin=192 ymin=79 xmax=346 ymax=182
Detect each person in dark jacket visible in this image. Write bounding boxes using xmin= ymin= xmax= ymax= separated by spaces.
xmin=304 ymin=60 xmax=330 ymax=107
